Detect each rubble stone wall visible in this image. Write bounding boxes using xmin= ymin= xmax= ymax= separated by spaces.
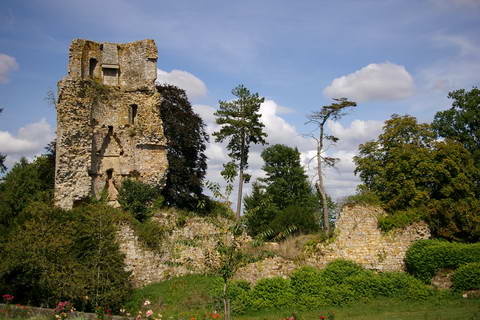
xmin=306 ymin=205 xmax=431 ymax=272
xmin=118 ymin=205 xmax=430 ymax=286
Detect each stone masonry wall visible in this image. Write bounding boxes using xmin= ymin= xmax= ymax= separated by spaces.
xmin=306 ymin=205 xmax=430 ymax=272
xmin=118 ymin=205 xmax=430 ymax=287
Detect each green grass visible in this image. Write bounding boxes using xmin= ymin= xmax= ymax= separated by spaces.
xmin=125 ymin=274 xmax=224 ymax=318
xmin=235 ymin=297 xmax=480 ymax=320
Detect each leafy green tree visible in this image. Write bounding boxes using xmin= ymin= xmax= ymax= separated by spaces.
xmin=157 ymin=85 xmax=209 ymax=210
xmin=243 ymin=182 xmax=278 ymax=237
xmin=432 ymin=87 xmax=480 ymax=166
xmin=306 ymin=98 xmax=356 ymax=232
xmin=260 ymin=144 xmax=316 ymax=210
xmin=213 ymin=85 xmax=267 ymax=219
xmin=354 ymin=114 xmax=480 ymax=242
xmin=244 ymin=144 xmax=319 ymax=237
xmin=0 ymin=153 xmax=55 ymax=238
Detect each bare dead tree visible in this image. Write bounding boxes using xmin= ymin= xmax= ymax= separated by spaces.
xmin=306 ymin=98 xmax=356 ymax=232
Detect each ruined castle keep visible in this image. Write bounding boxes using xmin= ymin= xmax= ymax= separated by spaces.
xmin=55 ymin=39 xmax=168 ymax=209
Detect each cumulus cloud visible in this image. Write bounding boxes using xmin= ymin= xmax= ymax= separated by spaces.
xmin=327 ymin=119 xmax=383 ymax=151
xmin=0 ymin=118 xmax=55 ymax=168
xmin=0 ymin=53 xmax=19 ymax=84
xmin=156 ymin=68 xmax=207 ymax=99
xmin=195 ymin=97 xmax=385 ymax=204
xmin=324 ymin=62 xmax=414 ymax=102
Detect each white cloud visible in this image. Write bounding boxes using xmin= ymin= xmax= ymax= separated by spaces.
xmin=196 ymin=96 xmax=385 ymax=205
xmin=0 ymin=53 xmax=18 ymax=84
xmin=324 ymin=62 xmax=414 ymax=102
xmin=327 ymin=119 xmax=383 ymax=151
xmin=156 ymin=68 xmax=207 ymax=100
xmin=0 ymin=118 xmax=55 ymax=169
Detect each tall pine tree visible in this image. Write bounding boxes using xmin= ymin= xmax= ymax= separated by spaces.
xmin=213 ymin=85 xmax=267 ymax=219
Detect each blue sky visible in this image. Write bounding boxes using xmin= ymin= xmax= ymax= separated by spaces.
xmin=1 ymin=0 xmax=479 ymax=200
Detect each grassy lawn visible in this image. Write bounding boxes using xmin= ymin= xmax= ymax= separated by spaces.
xmin=235 ymin=298 xmax=480 ymax=320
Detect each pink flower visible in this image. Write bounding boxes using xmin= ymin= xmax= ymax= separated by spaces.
xmin=146 ymin=310 xmax=154 ymax=317
xmin=2 ymin=294 xmax=14 ymax=302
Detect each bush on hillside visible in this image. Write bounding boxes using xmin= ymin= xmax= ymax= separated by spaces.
xmin=321 ymin=259 xmax=365 ymax=285
xmin=405 ymin=239 xmax=480 ymax=282
xmin=117 ymin=179 xmax=164 ymax=222
xmin=452 ymin=262 xmax=480 ymax=291
xmin=227 ymin=259 xmax=433 ymax=314
xmin=0 ymin=202 xmax=132 ymax=311
xmin=269 ymin=205 xmax=320 ymax=236
xmin=247 ymin=277 xmax=294 ymax=311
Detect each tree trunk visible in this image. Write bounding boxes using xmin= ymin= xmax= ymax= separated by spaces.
xmin=317 ymin=123 xmax=330 ymax=233
xmin=236 ymin=169 xmax=244 ymax=220
xmin=235 ymin=130 xmax=246 ymax=220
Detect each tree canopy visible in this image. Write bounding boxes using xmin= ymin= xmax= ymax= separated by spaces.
xmin=157 ymin=85 xmax=209 ymax=210
xmin=354 ymin=114 xmax=480 ymax=242
xmin=432 ymin=87 xmax=480 ymax=167
xmin=244 ymin=144 xmax=318 ymax=238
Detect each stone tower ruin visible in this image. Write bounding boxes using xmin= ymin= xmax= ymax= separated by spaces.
xmin=55 ymin=39 xmax=168 ymax=209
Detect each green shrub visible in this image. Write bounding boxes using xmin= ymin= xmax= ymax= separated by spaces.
xmin=269 ymin=205 xmax=320 ymax=236
xmin=322 ymin=259 xmax=366 ymax=285
xmin=117 ymin=179 xmax=163 ymax=222
xmin=248 ymin=277 xmax=294 ymax=311
xmin=343 ymin=190 xmax=382 ymax=207
xmin=378 ymin=207 xmax=425 ymax=232
xmin=227 ymin=280 xmax=252 ymax=314
xmin=134 ymin=219 xmax=166 ymax=251
xmin=405 ymin=239 xmax=480 ymax=282
xmin=0 ymin=202 xmax=131 ymax=311
xmin=452 ymin=262 xmax=480 ymax=291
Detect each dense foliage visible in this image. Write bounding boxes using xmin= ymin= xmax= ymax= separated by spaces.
xmin=117 ymin=179 xmax=164 ymax=222
xmin=226 ymin=260 xmax=432 ymax=314
xmin=157 ymin=85 xmax=209 ymax=210
xmin=432 ymin=87 xmax=480 ymax=167
xmin=0 ymin=202 xmax=132 ymax=311
xmin=0 ymin=152 xmax=55 ymax=240
xmin=451 ymin=262 xmax=480 ymax=291
xmin=354 ymin=114 xmax=480 ymax=241
xmin=244 ymin=144 xmax=319 ymax=238
xmin=213 ymin=84 xmax=267 ymax=218
xmin=405 ymin=239 xmax=480 ymax=282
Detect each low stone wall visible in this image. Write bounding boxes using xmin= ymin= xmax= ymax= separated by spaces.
xmin=307 ymin=205 xmax=430 ymax=271
xmin=117 ymin=212 xmax=232 ymax=287
xmin=118 ymin=205 xmax=430 ymax=286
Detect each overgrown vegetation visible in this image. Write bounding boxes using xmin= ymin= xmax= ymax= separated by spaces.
xmin=0 ymin=202 xmax=132 ymax=312
xmin=353 ymin=93 xmax=480 ymax=241
xmin=405 ymin=239 xmax=480 ymax=282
